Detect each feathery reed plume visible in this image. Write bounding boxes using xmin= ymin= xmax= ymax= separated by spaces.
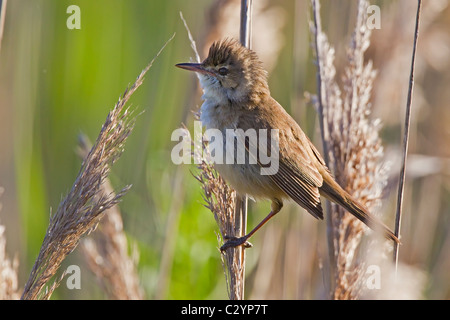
xmin=21 ymin=35 xmax=174 ymax=300
xmin=21 ymin=95 xmax=134 ymax=300
xmin=77 ymin=135 xmax=144 ymax=300
xmin=0 ymin=225 xmax=20 ymax=300
xmin=193 ymin=131 xmax=243 ymax=300
xmin=311 ymin=0 xmax=391 ymax=299
xmin=0 ymin=188 xmax=20 ymax=300
xmin=179 ymin=14 xmax=245 ymax=299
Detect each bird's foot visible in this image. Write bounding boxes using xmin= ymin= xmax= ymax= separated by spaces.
xmin=220 ymin=235 xmax=253 ymax=251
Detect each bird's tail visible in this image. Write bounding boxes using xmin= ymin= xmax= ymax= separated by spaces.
xmin=320 ymin=175 xmax=400 ymax=244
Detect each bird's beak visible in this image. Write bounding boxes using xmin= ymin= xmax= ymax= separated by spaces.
xmin=175 ymin=63 xmax=214 ymax=76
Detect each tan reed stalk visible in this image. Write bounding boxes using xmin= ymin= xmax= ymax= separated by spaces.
xmin=393 ymin=0 xmax=422 ymax=270
xmin=20 ymin=35 xmax=174 ymax=300
xmin=310 ymin=0 xmax=336 ymax=293
xmin=229 ymin=0 xmax=253 ymax=299
xmin=0 ymin=0 xmax=7 ymax=52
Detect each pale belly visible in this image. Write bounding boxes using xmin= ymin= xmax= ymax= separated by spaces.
xmin=214 ymin=162 xmax=284 ymax=200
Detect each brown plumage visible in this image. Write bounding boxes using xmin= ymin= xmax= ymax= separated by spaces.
xmin=176 ymin=38 xmax=399 ymax=249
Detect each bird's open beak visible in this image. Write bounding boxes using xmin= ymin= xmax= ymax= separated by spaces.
xmin=175 ymin=63 xmax=214 ymax=76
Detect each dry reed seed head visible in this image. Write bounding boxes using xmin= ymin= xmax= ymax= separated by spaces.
xmin=187 ymin=125 xmax=236 ymax=242
xmin=0 ymin=224 xmax=20 ymax=300
xmin=324 ymin=0 xmax=385 ymax=201
xmin=81 ymin=202 xmax=144 ymax=300
xmin=20 ymin=34 xmax=176 ymax=299
xmin=22 ymin=106 xmax=134 ymax=300
xmin=312 ymin=0 xmax=395 ymax=299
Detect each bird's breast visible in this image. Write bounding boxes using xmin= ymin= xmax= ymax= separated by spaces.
xmin=200 ymin=98 xmax=239 ymax=131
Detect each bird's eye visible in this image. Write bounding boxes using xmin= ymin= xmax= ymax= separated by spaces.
xmin=218 ymin=67 xmax=228 ymax=76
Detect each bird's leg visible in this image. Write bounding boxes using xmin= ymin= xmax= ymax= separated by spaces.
xmin=220 ymin=200 xmax=283 ymax=251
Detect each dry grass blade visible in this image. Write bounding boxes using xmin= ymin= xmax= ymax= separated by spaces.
xmin=20 ymin=35 xmax=174 ymax=300
xmin=179 ymin=11 xmax=201 ymax=63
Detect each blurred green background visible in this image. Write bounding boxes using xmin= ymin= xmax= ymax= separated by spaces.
xmin=0 ymin=0 xmax=449 ymax=299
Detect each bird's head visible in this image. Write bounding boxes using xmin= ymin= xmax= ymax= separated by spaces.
xmin=176 ymin=38 xmax=269 ymax=104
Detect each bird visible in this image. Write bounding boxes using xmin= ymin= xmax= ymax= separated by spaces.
xmin=176 ymin=38 xmax=399 ymax=250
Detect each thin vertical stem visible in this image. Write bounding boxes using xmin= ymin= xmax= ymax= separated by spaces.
xmin=311 ymin=0 xmax=335 ymax=297
xmin=228 ymin=0 xmax=252 ymax=300
xmin=393 ymin=0 xmax=422 ymax=269
xmin=180 ymin=7 xmax=251 ymax=300
xmin=0 ymin=0 xmax=7 ymax=53
xmin=240 ymin=0 xmax=252 ymax=48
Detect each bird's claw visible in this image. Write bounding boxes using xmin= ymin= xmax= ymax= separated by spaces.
xmin=220 ymin=236 xmax=253 ymax=251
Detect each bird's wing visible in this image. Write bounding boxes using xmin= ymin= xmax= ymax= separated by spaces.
xmin=240 ymin=99 xmax=325 ymax=220
xmin=268 ymin=127 xmax=324 ymax=220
